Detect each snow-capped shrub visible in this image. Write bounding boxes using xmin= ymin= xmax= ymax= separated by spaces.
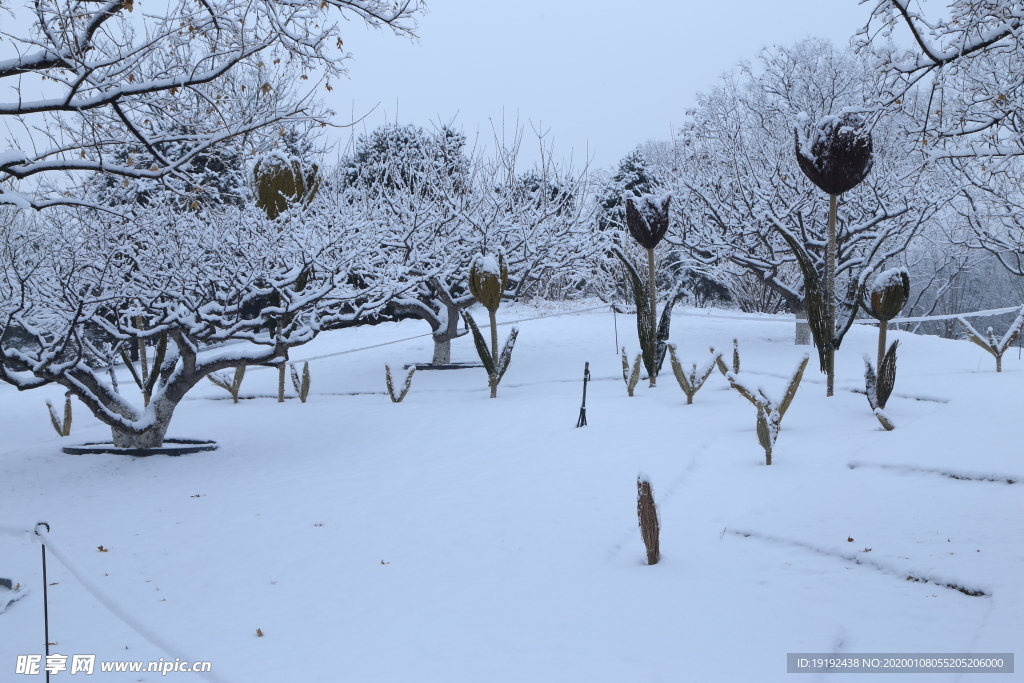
xmin=46 ymin=394 xmax=72 ymax=437
xmin=621 ymin=347 xmax=643 ymax=397
xmin=727 ymin=354 xmax=809 ymax=465
xmin=290 ymin=362 xmax=311 ymax=403
xmin=385 ymin=365 xmax=415 ymax=403
xmin=957 ymin=306 xmax=1024 ymax=372
xmin=667 ymin=345 xmax=720 ymax=404
xmin=464 ymin=251 xmax=517 ymax=398
xmin=713 ymin=339 xmax=740 ymax=377
xmin=208 ymin=365 xmax=246 ymax=404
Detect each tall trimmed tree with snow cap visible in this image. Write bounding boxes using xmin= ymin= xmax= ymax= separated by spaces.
xmin=795 ymin=112 xmax=874 ymax=396
xmin=862 ymin=268 xmax=909 ymax=429
xmin=614 ymin=194 xmax=679 ymax=388
xmin=463 ymin=252 xmax=518 ymax=398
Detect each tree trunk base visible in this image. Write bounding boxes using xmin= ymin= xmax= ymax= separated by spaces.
xmin=432 ymin=338 xmax=451 ymax=366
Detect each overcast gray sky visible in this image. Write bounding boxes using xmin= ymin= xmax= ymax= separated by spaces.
xmin=328 ymin=1 xmax=876 ymax=170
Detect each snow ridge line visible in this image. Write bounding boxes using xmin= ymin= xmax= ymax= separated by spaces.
xmin=730 ymin=529 xmax=989 ymax=598
xmin=848 ymin=461 xmax=1019 ymax=485
xmin=31 ymin=527 xmax=236 ymax=683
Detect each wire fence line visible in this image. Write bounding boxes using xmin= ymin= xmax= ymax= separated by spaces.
xmin=253 ymin=302 xmax=1023 ymax=369
xmin=254 ymin=304 xmax=613 ymax=369
xmin=0 ymin=524 xmax=235 ymax=683
xmin=853 ymin=305 xmax=1022 ymax=324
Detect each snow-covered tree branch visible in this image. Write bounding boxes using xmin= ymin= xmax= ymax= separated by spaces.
xmin=663 ymin=40 xmax=948 ymax=344
xmin=0 ymin=0 xmax=421 ymax=209
xmin=0 ymin=197 xmax=407 ymax=446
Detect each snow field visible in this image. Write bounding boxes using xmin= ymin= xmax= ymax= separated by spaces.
xmin=1 ymin=304 xmax=1021 ymax=681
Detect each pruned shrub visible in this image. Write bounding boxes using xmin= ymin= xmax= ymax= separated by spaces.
xmin=637 ymin=476 xmax=660 ymax=565
xmin=957 ymin=305 xmax=1024 ymax=372
xmin=385 ymin=365 xmax=416 ymax=403
xmin=713 ymin=339 xmax=740 ymax=376
xmin=668 ymin=345 xmax=720 ymax=404
xmin=208 ymin=364 xmax=246 ymax=403
xmin=727 ymin=354 xmax=809 ymax=465
xmin=621 ymin=347 xmax=643 ymax=397
xmin=290 ymin=361 xmax=311 ymax=403
xmin=46 ymin=393 xmax=72 ymax=437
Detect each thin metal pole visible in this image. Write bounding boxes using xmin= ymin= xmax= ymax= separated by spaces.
xmin=35 ymin=523 xmax=51 ymax=683
xmin=576 ymin=362 xmax=590 ymax=428
xmin=612 ymin=306 xmax=620 ymax=354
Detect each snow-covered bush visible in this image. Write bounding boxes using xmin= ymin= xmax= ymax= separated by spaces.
xmin=667 ymin=345 xmax=720 ymax=405
xmin=714 ymin=339 xmax=740 ymax=377
xmin=208 ymin=365 xmax=246 ymax=404
xmin=290 ymin=362 xmax=311 ymax=403
xmin=726 ymin=354 xmax=809 ymax=465
xmin=385 ymin=365 xmax=416 ymax=403
xmin=46 ymin=394 xmax=73 ymax=437
xmin=620 ymin=347 xmax=643 ymax=397
xmin=957 ymin=306 xmax=1024 ymax=373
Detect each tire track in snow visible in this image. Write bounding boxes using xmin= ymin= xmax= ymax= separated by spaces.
xmin=848 ymin=461 xmax=1019 ymax=485
xmin=729 ymin=529 xmax=989 ymax=597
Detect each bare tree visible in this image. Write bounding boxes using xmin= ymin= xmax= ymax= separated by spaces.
xmin=338 ymin=122 xmax=598 ymax=366
xmin=664 ymin=40 xmax=945 ymax=353
xmin=0 ymin=197 xmax=407 ymax=447
xmin=858 ymin=0 xmax=1024 ymax=159
xmin=0 ymin=0 xmax=420 ymax=209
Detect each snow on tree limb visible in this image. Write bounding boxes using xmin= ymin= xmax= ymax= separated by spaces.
xmin=0 ymin=0 xmax=422 ymax=209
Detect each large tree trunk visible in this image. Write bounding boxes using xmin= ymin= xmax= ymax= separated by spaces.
xmin=432 ymin=337 xmax=451 ymax=365
xmin=110 ymin=397 xmax=175 ymax=448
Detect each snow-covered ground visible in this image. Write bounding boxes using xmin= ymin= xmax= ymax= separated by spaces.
xmin=1 ymin=303 xmax=1021 ymax=682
